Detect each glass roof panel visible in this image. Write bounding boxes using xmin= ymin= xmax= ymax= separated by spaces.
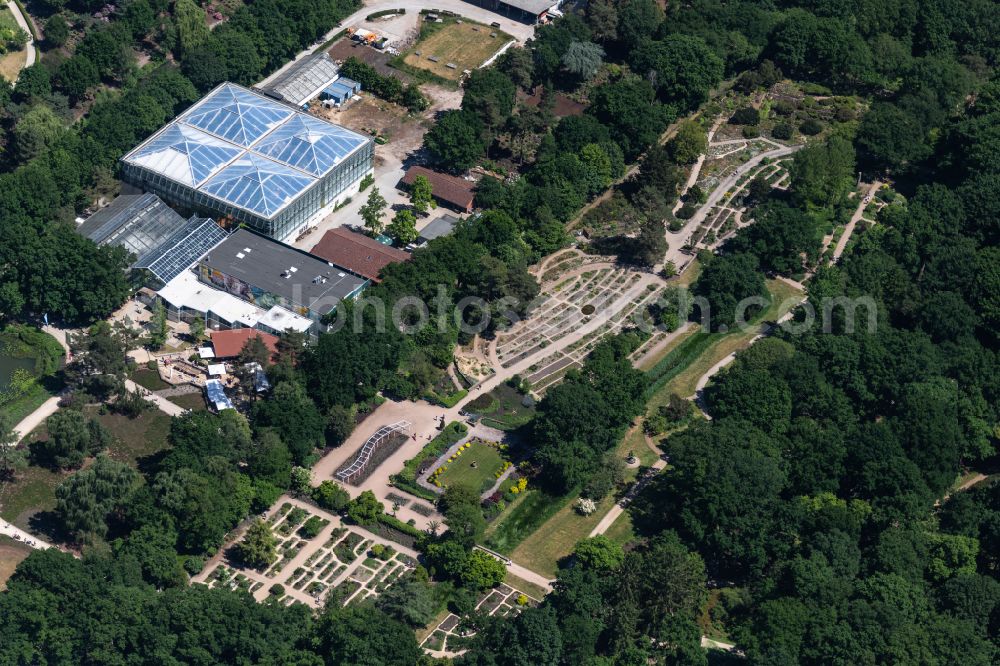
xmin=127 ymin=125 xmax=242 ymax=186
xmin=182 ymin=83 xmax=293 ymax=147
xmin=252 ymin=115 xmax=368 ymax=176
xmin=200 ymin=154 xmax=316 ymax=217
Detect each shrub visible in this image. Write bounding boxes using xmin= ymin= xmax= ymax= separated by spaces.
xmin=269 ymin=583 xmax=285 ymax=597
xmin=771 ymin=122 xmax=794 ymax=140
xmin=729 ymin=107 xmax=760 ymax=126
xmin=311 ymin=480 xmax=351 ymax=512
xmin=575 ymin=498 xmax=598 ymax=515
xmin=800 ymin=118 xmax=823 ymax=135
xmin=742 ymin=126 xmax=760 ymax=139
xmin=675 ymin=203 xmax=697 ymax=220
xmin=359 ymin=173 xmax=375 ymax=191
xmin=298 ymin=515 xmax=326 ymax=539
xmin=183 ymin=556 xmax=204 ymax=576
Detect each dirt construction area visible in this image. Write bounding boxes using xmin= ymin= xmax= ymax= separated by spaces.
xmin=403 ymin=18 xmax=512 ymax=81
xmin=312 ymin=95 xmax=429 ymax=166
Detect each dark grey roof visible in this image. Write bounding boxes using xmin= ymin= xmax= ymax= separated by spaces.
xmin=500 ymin=0 xmax=554 ymax=14
xmin=78 ymin=193 xmax=227 ymax=283
xmin=259 ymin=53 xmax=341 ymax=105
xmin=200 ymin=228 xmax=367 ymax=311
xmin=418 ymin=214 xmax=460 ymax=242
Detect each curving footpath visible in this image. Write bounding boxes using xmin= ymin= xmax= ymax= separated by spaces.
xmin=5 ymin=0 xmax=35 ymax=71
xmin=1 ymin=518 xmax=52 ymax=550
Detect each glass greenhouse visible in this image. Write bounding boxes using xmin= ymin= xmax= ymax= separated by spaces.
xmin=120 ymin=83 xmax=373 ymax=241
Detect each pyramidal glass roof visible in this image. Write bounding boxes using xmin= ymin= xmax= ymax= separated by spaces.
xmin=127 ymin=124 xmax=242 ymax=186
xmin=121 ymin=82 xmax=371 ymax=220
xmin=253 ymin=115 xmax=369 ymax=176
xmin=182 ymin=83 xmax=293 ymax=147
xmin=201 ymin=154 xmax=315 ymax=217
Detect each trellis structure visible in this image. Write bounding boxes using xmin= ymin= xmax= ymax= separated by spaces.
xmin=334 ymin=421 xmax=411 ymax=485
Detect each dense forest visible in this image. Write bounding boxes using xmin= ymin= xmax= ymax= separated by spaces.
xmin=1 ymin=0 xmax=998 ymax=663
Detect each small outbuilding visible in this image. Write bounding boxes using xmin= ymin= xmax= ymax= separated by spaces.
xmin=401 ymin=166 xmax=476 ymax=213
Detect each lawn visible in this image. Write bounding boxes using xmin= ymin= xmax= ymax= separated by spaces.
xmin=501 ymin=427 xmax=656 ymax=577
xmin=435 ymin=439 xmax=505 ymax=493
xmin=0 ymin=7 xmax=27 ymax=83
xmin=646 ymin=278 xmax=803 ymax=410
xmin=508 ymin=493 xmax=616 ymax=578
xmin=0 ymin=535 xmax=32 ymax=590
xmin=400 ymin=17 xmax=511 ymax=81
xmin=129 ymin=368 xmax=170 ymax=392
xmin=467 ymin=383 xmax=535 ymax=431
xmin=484 ymin=488 xmax=574 ymax=555
xmin=167 ymin=392 xmax=207 ymax=411
xmin=0 ymin=325 xmax=65 ymax=425
xmin=0 ymin=464 xmax=64 ymax=528
xmin=391 ymin=421 xmax=467 ymax=501
xmin=92 ymin=408 xmax=173 ymax=465
xmin=603 ymin=511 xmax=635 ymax=547
xmin=635 ymin=324 xmax=701 ymax=373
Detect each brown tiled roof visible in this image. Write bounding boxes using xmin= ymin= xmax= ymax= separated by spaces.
xmin=309 ymin=227 xmax=410 ymax=282
xmin=402 ymin=166 xmax=476 ymax=212
xmin=210 ymin=328 xmax=279 ymax=359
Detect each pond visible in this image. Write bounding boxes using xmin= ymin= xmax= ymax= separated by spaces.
xmin=0 ymin=353 xmax=34 ymax=391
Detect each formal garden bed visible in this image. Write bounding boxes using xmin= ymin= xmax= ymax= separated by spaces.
xmin=464 ymin=383 xmax=535 ymax=431
xmin=390 ymin=421 xmax=468 ymax=500
xmin=420 ymin=583 xmax=539 ymax=655
xmin=428 ymin=438 xmax=509 ymax=493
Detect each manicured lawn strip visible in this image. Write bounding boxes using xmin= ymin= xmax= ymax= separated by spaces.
xmin=436 ymin=440 xmax=505 ymax=493
xmin=650 ymin=279 xmax=803 ymax=404
xmin=0 ymin=535 xmax=32 ymax=590
xmin=166 ymin=392 xmax=207 ymax=411
xmin=0 ymin=383 xmax=54 ymax=427
xmin=615 ymin=426 xmax=659 ymax=483
xmin=129 ymin=369 xmax=170 ymax=392
xmin=508 ymin=493 xmax=615 ymax=578
xmin=644 ymin=329 xmax=719 ymax=395
xmin=471 ymin=384 xmax=536 ymax=431
xmin=502 ymin=572 xmax=548 ymax=601
xmin=603 ymin=511 xmax=635 ymax=547
xmin=635 ymin=324 xmax=701 ymax=372
xmin=484 ymin=488 xmax=574 ymax=555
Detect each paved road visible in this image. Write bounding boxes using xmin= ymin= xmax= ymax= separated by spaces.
xmin=5 ymin=0 xmax=35 ymax=73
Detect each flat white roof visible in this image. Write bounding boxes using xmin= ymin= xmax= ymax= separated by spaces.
xmin=157 ymin=270 xmax=312 ymax=332
xmin=260 ymin=305 xmax=314 ymax=333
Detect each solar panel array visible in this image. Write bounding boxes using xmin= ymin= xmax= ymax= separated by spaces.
xmin=141 ymin=216 xmax=229 ymax=283
xmin=121 ymin=83 xmax=370 ymax=219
